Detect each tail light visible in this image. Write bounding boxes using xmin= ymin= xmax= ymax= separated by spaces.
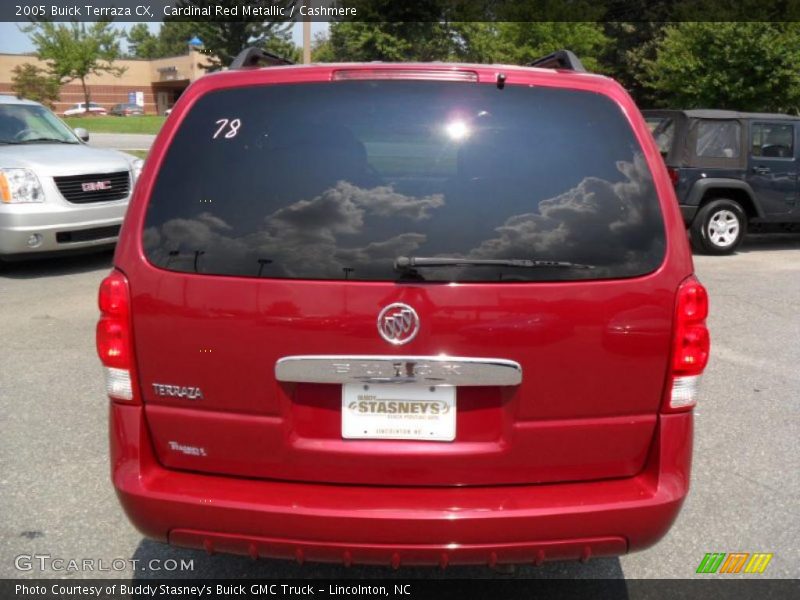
xmin=664 ymin=276 xmax=710 ymax=412
xmin=96 ymin=271 xmax=137 ymax=403
xmin=667 ymin=167 xmax=680 ymax=186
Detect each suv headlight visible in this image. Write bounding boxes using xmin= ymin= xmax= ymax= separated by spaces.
xmin=0 ymin=168 xmax=45 ymax=203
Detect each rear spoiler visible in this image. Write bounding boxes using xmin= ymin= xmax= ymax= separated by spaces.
xmin=528 ymin=50 xmax=586 ymax=73
xmin=229 ymin=46 xmax=586 ymax=73
xmin=230 ymin=47 xmax=294 ymax=69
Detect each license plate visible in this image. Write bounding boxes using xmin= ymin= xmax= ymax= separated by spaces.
xmin=341 ymin=383 xmax=456 ymax=441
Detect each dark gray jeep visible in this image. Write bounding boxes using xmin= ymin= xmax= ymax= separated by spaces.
xmin=644 ymin=109 xmax=800 ymax=254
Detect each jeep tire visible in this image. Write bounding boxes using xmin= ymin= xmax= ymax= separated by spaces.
xmin=690 ymin=198 xmax=747 ymax=255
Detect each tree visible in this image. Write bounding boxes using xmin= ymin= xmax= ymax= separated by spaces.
xmin=128 ymin=22 xmax=207 ymax=59
xmin=310 ymin=32 xmax=335 ymax=62
xmin=10 ymin=64 xmax=61 ymax=108
xmin=165 ymin=1 xmax=299 ymax=68
xmin=486 ymin=23 xmax=609 ymax=72
xmin=316 ymin=0 xmax=454 ymax=62
xmin=640 ymin=22 xmax=800 ymax=113
xmin=326 ymin=22 xmax=453 ymax=62
xmin=126 ymin=23 xmax=161 ymax=59
xmin=23 ymin=21 xmax=126 ymax=108
xmin=322 ymin=21 xmax=607 ymax=70
xmin=158 ymin=21 xmax=202 ymax=57
xmin=602 ymin=22 xmax=668 ymax=105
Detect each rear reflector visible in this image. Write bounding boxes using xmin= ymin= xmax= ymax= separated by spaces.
xmin=104 ymin=366 xmax=133 ymax=401
xmin=670 ymin=375 xmax=701 ymax=409
xmin=96 ymin=271 xmax=137 ymax=403
xmin=333 ymin=69 xmax=478 ymax=82
xmin=665 ymin=277 xmax=710 ymax=412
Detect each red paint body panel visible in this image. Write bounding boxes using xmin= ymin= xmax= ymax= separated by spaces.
xmin=108 ymin=63 xmax=698 ymax=562
xmin=147 ymin=404 xmax=656 ymax=485
xmin=111 ymin=403 xmax=692 ymax=564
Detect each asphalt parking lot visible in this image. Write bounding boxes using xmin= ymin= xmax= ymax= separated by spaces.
xmin=1 ymin=235 xmax=798 ymax=580
xmin=88 ymin=133 xmax=156 ymax=152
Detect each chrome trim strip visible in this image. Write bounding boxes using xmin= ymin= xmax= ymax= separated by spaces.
xmin=275 ymin=355 xmax=522 ymax=386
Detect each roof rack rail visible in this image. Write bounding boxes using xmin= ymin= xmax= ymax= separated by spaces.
xmin=528 ymin=50 xmax=586 ymax=73
xmin=230 ymin=47 xmax=294 ymax=70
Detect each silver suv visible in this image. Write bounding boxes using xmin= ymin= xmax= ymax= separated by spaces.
xmin=0 ymin=95 xmax=141 ymax=259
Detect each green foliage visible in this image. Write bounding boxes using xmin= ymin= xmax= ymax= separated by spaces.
xmin=322 ymin=21 xmax=607 ymax=72
xmin=602 ymin=22 xmax=667 ymax=104
xmin=641 ymin=22 xmax=800 ymax=113
xmin=126 ymin=23 xmax=161 ymax=59
xmin=327 ymin=22 xmax=453 ymax=62
xmin=126 ymin=22 xmax=203 ymax=60
xmin=10 ymin=64 xmax=60 ymax=108
xmin=492 ymin=23 xmax=609 ymax=72
xmin=320 ymin=0 xmax=454 ymax=62
xmin=166 ymin=1 xmax=299 ymax=68
xmin=23 ymin=21 xmax=126 ymax=107
xmin=310 ymin=32 xmax=335 ymax=63
xmin=157 ymin=22 xmax=201 ymax=57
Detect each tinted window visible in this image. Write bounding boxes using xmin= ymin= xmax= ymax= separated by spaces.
xmin=751 ymin=122 xmax=795 ymax=158
xmin=695 ymin=120 xmax=741 ymax=158
xmin=143 ymin=81 xmax=665 ymax=282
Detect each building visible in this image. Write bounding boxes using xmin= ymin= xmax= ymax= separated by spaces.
xmin=0 ymin=49 xmax=210 ymax=115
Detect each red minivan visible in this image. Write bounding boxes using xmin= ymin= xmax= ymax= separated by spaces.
xmin=98 ymin=51 xmax=709 ymax=567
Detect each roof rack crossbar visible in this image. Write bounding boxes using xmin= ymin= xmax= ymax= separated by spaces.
xmin=528 ymin=50 xmax=586 ymax=73
xmin=230 ymin=47 xmax=294 ymax=70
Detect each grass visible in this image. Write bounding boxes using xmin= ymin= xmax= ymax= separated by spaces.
xmin=125 ymin=150 xmax=149 ymax=160
xmin=63 ymin=115 xmax=165 ymax=135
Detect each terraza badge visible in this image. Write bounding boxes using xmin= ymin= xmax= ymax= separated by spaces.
xmin=151 ymin=383 xmax=204 ymax=400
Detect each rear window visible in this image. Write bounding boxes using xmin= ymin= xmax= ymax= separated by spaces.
xmin=143 ymin=80 xmax=665 ymax=282
xmin=695 ymin=119 xmax=741 ymax=158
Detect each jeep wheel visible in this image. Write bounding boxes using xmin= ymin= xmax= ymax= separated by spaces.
xmin=691 ymin=199 xmax=747 ymax=255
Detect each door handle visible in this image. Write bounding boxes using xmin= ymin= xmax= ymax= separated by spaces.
xmin=753 ymin=166 xmax=771 ymax=175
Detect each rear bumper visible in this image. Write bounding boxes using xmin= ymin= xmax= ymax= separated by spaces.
xmin=111 ymin=404 xmax=692 ymax=567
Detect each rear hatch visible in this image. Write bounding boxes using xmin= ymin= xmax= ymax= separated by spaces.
xmin=130 ymin=71 xmax=675 ymax=486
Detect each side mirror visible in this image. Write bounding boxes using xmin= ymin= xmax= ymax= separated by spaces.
xmin=74 ymin=127 xmax=89 ymax=142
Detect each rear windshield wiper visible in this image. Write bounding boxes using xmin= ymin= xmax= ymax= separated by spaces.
xmin=394 ymin=256 xmax=595 ymax=271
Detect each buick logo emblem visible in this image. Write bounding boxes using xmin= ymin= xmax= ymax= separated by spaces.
xmin=377 ymin=303 xmax=419 ymax=345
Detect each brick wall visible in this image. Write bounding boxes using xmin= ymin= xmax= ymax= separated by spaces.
xmin=54 ymin=84 xmax=157 ymax=114
xmin=0 ymin=52 xmax=209 ymax=116
xmin=1 ymin=81 xmax=157 ymax=115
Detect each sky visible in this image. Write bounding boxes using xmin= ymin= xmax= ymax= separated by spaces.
xmin=0 ymin=21 xmax=328 ymax=55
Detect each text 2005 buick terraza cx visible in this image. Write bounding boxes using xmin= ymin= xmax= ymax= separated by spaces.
xmin=97 ymin=49 xmax=710 ymax=568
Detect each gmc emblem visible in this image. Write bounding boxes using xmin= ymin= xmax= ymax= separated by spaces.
xmin=81 ymin=180 xmax=112 ymax=192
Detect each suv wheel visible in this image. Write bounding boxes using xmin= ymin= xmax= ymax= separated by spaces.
xmin=691 ymin=199 xmax=747 ymax=255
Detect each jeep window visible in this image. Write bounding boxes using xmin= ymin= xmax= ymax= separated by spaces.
xmin=143 ymin=81 xmax=665 ymax=282
xmin=751 ymin=122 xmax=795 ymax=158
xmin=646 ymin=117 xmax=675 ymax=155
xmin=695 ymin=119 xmax=741 ymax=158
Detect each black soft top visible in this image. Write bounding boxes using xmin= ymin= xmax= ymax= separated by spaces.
xmin=684 ymin=109 xmax=799 ymax=121
xmin=642 ymin=109 xmax=800 ymax=167
xmin=645 ymin=108 xmax=800 ymax=121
